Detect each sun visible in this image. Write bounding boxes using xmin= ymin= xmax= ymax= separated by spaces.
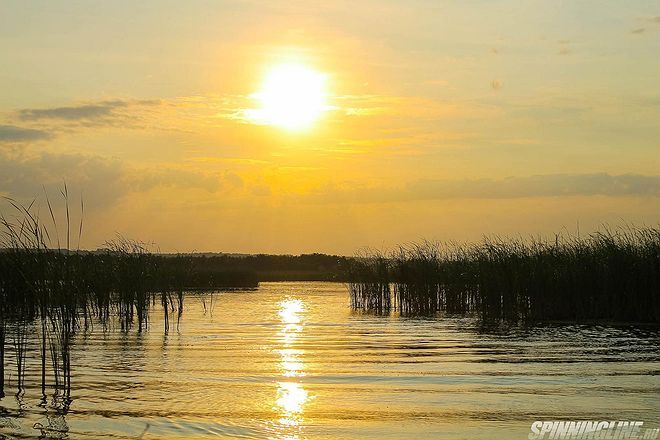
xmin=248 ymin=63 xmax=328 ymax=130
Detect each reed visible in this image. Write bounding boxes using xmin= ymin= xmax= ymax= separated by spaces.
xmin=347 ymin=226 xmax=660 ymax=323
xmin=347 ymin=249 xmax=391 ymax=314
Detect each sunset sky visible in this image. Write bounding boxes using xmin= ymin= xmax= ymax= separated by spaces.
xmin=1 ymin=1 xmax=659 ymax=254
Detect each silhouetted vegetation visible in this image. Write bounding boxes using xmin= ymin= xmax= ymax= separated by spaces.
xmin=0 ymin=195 xmax=257 ymax=398
xmin=160 ymin=253 xmax=353 ymax=282
xmin=3 ymin=185 xmax=658 ymax=403
xmin=348 ymin=227 xmax=660 ymax=323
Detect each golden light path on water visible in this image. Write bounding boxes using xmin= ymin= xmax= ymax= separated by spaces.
xmin=274 ymin=298 xmax=310 ymax=438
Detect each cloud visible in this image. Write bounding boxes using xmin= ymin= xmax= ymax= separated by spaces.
xmin=18 ymin=101 xmax=126 ymax=121
xmin=409 ymin=174 xmax=660 ymax=199
xmin=301 ymin=173 xmax=660 ymax=204
xmin=0 ymin=149 xmax=238 ymax=210
xmin=15 ymin=99 xmax=161 ymax=128
xmin=0 ymin=150 xmax=127 ymax=209
xmin=629 ymin=15 xmax=660 ymax=35
xmin=0 ymin=125 xmax=51 ymax=143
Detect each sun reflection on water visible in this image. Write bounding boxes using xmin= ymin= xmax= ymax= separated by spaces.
xmin=273 ymin=298 xmax=310 ymax=436
xmin=279 ymin=348 xmax=305 ymax=378
xmin=276 ymin=382 xmax=308 ymax=424
xmin=279 ymin=298 xmax=303 ymax=324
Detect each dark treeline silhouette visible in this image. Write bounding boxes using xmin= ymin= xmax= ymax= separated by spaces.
xmin=158 ymin=253 xmax=353 ymax=282
xmin=348 ymin=226 xmax=660 ymax=323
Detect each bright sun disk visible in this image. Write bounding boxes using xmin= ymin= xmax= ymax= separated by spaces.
xmin=248 ymin=63 xmax=328 ymax=130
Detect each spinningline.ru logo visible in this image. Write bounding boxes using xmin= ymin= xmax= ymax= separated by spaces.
xmin=528 ymin=421 xmax=659 ymax=440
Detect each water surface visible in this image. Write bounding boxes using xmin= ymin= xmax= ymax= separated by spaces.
xmin=1 ymin=282 xmax=658 ymax=439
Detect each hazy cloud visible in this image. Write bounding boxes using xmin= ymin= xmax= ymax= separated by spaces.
xmin=251 ymin=184 xmax=271 ymax=197
xmin=15 ymin=100 xmax=161 ymax=128
xmin=409 ymin=174 xmax=660 ymax=199
xmin=0 ymin=125 xmax=51 ymax=143
xmin=0 ymin=150 xmax=127 ymax=208
xmin=303 ymin=173 xmax=660 ymax=204
xmin=0 ymin=149 xmax=237 ymax=210
xmin=132 ymin=168 xmax=240 ymax=193
xmin=19 ymin=101 xmax=126 ymax=121
xmin=628 ymin=14 xmax=660 ymax=35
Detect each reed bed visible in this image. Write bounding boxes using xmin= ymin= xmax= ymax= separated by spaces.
xmin=0 ymin=197 xmax=257 ymax=398
xmin=347 ymin=226 xmax=660 ymax=323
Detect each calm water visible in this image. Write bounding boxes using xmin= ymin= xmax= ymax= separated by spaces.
xmin=1 ymin=282 xmax=659 ymax=439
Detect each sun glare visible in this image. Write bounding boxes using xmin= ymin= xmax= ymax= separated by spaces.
xmin=249 ymin=63 xmax=328 ymax=130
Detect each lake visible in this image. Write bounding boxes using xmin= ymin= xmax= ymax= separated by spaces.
xmin=1 ymin=282 xmax=658 ymax=439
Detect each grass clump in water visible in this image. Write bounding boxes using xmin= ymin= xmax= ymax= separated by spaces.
xmin=348 ymin=226 xmax=660 ymax=323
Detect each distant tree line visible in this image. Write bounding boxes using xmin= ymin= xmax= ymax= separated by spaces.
xmin=163 ymin=253 xmax=354 ymax=282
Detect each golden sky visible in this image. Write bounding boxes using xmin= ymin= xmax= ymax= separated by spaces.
xmin=1 ymin=1 xmax=659 ymax=254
